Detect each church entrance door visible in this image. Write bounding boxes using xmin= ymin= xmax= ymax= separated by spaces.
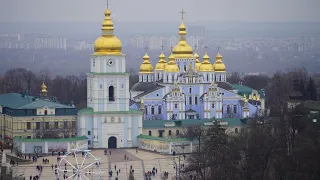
xmin=108 ymin=136 xmax=117 ymax=149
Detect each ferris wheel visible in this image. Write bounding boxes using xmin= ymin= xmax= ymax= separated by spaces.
xmin=55 ymin=149 xmax=102 ymax=180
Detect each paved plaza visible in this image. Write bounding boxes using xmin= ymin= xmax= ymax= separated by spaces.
xmin=10 ymin=149 xmax=187 ymax=180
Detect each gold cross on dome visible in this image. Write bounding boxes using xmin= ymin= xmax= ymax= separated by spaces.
xmin=160 ymin=43 xmax=164 ymax=51
xmin=170 ymin=45 xmax=173 ymax=52
xmin=144 ymin=46 xmax=149 ymax=52
xmin=107 ymin=0 xmax=109 ymax=8
xmin=194 ymin=44 xmax=198 ymax=51
xmin=179 ymin=9 xmax=186 ymax=20
xmin=217 ymin=46 xmax=220 ymax=52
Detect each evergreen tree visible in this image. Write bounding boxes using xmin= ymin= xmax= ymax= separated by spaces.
xmin=307 ymin=77 xmax=317 ymax=100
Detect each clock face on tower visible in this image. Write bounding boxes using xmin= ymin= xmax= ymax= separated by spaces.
xmin=107 ymin=59 xmax=115 ymax=66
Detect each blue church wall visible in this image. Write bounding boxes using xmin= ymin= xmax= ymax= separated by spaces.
xmin=97 ymin=116 xmax=102 ymax=147
xmin=144 ymin=88 xmax=165 ymax=99
xmin=144 ymin=100 xmax=165 ymax=120
xmin=220 ymin=88 xmax=237 ymax=97
xmin=98 ymin=100 xmax=104 ymax=111
xmin=248 ymin=103 xmax=260 ymax=117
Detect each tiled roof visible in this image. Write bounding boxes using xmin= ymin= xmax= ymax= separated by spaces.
xmin=0 ymin=93 xmax=74 ymax=109
xmin=14 ymin=136 xmax=88 ymax=142
xmin=78 ymin=107 xmax=142 ymax=115
xmin=143 ymin=118 xmax=245 ymax=128
xmin=138 ymin=134 xmax=189 ymax=142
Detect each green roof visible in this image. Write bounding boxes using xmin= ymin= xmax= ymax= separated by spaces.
xmin=143 ymin=118 xmax=245 ymax=128
xmin=88 ymin=72 xmax=129 ymax=75
xmin=14 ymin=136 xmax=88 ymax=142
xmin=138 ymin=134 xmax=189 ymax=142
xmin=231 ymin=84 xmax=254 ymax=94
xmin=78 ymin=107 xmax=142 ymax=115
xmin=0 ymin=93 xmax=74 ymax=109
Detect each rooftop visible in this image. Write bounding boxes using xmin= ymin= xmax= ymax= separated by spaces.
xmin=138 ymin=134 xmax=189 ymax=142
xmin=14 ymin=136 xmax=88 ymax=142
xmin=78 ymin=107 xmax=142 ymax=115
xmin=143 ymin=118 xmax=246 ymax=128
xmin=0 ymin=93 xmax=74 ymax=110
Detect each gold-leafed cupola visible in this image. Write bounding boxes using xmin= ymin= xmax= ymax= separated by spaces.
xmin=94 ymin=8 xmax=123 ymax=55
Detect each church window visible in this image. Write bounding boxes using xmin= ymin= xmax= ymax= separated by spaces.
xmin=151 ymin=106 xmax=155 ymax=114
xmin=44 ymin=110 xmax=47 ymax=115
xmin=158 ymin=74 xmax=160 ymax=80
xmin=93 ymin=60 xmax=95 ymax=67
xmin=88 ymin=140 xmax=91 ymax=145
xmin=174 ymin=104 xmax=178 ymax=108
xmin=109 ymin=86 xmax=115 ymax=101
xmin=207 ymin=74 xmax=209 ymax=81
xmin=176 ymin=130 xmax=180 ymax=136
xmin=145 ymin=106 xmax=148 ymax=114
xmin=168 ymin=130 xmax=172 ymax=136
xmin=167 ymin=76 xmax=168 ymax=82
xmin=189 ymin=96 xmax=192 ymax=105
xmin=148 ymin=131 xmax=152 ymax=136
xmin=195 ymin=96 xmax=198 ymax=105
xmin=121 ymin=84 xmax=124 ymax=88
xmin=219 ymin=76 xmax=222 ymax=81
xmin=88 ymin=131 xmax=91 ymax=135
xmin=158 ymin=106 xmax=162 ymax=114
xmin=233 ymin=105 xmax=237 ymax=114
xmin=215 ymin=76 xmax=217 ymax=82
xmin=146 ymin=76 xmax=148 ymax=82
xmin=227 ymin=105 xmax=231 ymax=114
xmin=184 ymin=65 xmax=187 ymax=71
xmin=100 ymin=84 xmax=102 ymax=89
xmin=189 ymin=87 xmax=192 ymax=93
xmin=212 ymin=103 xmax=215 ymax=108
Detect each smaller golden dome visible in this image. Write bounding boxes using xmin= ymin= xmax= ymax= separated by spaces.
xmin=41 ymin=82 xmax=48 ymax=93
xmin=194 ymin=52 xmax=201 ymax=71
xmin=165 ymin=53 xmax=179 ymax=72
xmin=199 ymin=52 xmax=213 ymax=72
xmin=155 ymin=52 xmax=167 ymax=71
xmin=213 ymin=52 xmax=226 ymax=72
xmin=140 ymin=52 xmax=153 ymax=73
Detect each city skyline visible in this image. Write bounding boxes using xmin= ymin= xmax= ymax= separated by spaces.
xmin=0 ymin=0 xmax=319 ymax=23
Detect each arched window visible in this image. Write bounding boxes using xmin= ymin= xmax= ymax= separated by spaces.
xmin=233 ymin=105 xmax=237 ymax=114
xmin=148 ymin=131 xmax=152 ymax=136
xmin=145 ymin=106 xmax=148 ymax=115
xmin=158 ymin=106 xmax=162 ymax=114
xmin=158 ymin=73 xmax=160 ymax=80
xmin=215 ymin=76 xmax=217 ymax=82
xmin=212 ymin=103 xmax=215 ymax=108
xmin=189 ymin=87 xmax=192 ymax=93
xmin=176 ymin=130 xmax=180 ymax=136
xmin=44 ymin=110 xmax=47 ymax=115
xmin=184 ymin=65 xmax=187 ymax=71
xmin=100 ymin=84 xmax=102 ymax=89
xmin=151 ymin=105 xmax=155 ymax=114
xmin=235 ymin=128 xmax=238 ymax=134
xmin=195 ymin=96 xmax=198 ymax=105
xmin=146 ymin=75 xmax=148 ymax=82
xmin=109 ymin=86 xmax=115 ymax=101
xmin=227 ymin=105 xmax=230 ymax=114
xmin=168 ymin=130 xmax=172 ymax=136
xmin=207 ymin=74 xmax=209 ymax=81
xmin=219 ymin=75 xmax=222 ymax=81
xmin=189 ymin=96 xmax=192 ymax=105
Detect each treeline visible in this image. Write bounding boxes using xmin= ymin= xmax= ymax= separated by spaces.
xmin=0 ymin=68 xmax=318 ymax=110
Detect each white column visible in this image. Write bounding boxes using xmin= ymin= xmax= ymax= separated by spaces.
xmin=93 ymin=116 xmax=98 ymax=147
xmin=204 ymin=101 xmax=207 ymax=118
xmin=128 ymin=116 xmax=132 ymax=147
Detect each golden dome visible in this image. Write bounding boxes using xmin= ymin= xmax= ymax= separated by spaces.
xmin=93 ymin=8 xmax=122 ymax=55
xmin=140 ymin=52 xmax=153 ymax=73
xmin=164 ymin=53 xmax=179 ymax=72
xmin=41 ymin=82 xmax=48 ymax=93
xmin=213 ymin=52 xmax=226 ymax=72
xmin=172 ymin=21 xmax=193 ymax=58
xmin=155 ymin=52 xmax=167 ymax=71
xmin=194 ymin=52 xmax=201 ymax=71
xmin=199 ymin=52 xmax=213 ymax=72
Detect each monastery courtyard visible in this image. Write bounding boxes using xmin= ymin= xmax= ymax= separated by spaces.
xmin=12 ymin=149 xmax=187 ymax=180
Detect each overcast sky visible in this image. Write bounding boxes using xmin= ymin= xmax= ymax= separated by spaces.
xmin=1 ymin=0 xmax=319 ymax=23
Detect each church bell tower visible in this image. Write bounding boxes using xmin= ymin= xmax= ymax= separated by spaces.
xmin=87 ymin=7 xmax=129 ymax=112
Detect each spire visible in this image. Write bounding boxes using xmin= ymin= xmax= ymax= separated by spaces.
xmin=213 ymin=47 xmax=226 ymax=72
xmin=140 ymin=47 xmax=153 ymax=73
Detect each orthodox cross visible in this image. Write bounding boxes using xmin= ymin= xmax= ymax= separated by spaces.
xmin=170 ymin=45 xmax=173 ymax=52
xmin=107 ymin=0 xmax=109 ymax=8
xmin=160 ymin=43 xmax=164 ymax=51
xmin=217 ymin=46 xmax=220 ymax=52
xmin=144 ymin=46 xmax=149 ymax=53
xmin=179 ymin=9 xmax=186 ymax=20
xmin=194 ymin=44 xmax=198 ymax=51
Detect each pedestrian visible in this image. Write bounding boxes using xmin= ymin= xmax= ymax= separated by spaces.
xmin=119 ymin=169 xmax=121 ymax=173
xmin=116 ymin=170 xmax=118 ymax=176
xmin=114 ymin=164 xmax=116 ymax=171
xmin=124 ymin=154 xmax=126 ymax=160
xmin=30 ymin=175 xmax=32 ymax=180
xmin=52 ymin=164 xmax=54 ymax=170
xmin=136 ymin=148 xmax=138 ymax=153
xmin=109 ymin=150 xmax=111 ymax=155
xmin=156 ymin=168 xmax=157 ymax=174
